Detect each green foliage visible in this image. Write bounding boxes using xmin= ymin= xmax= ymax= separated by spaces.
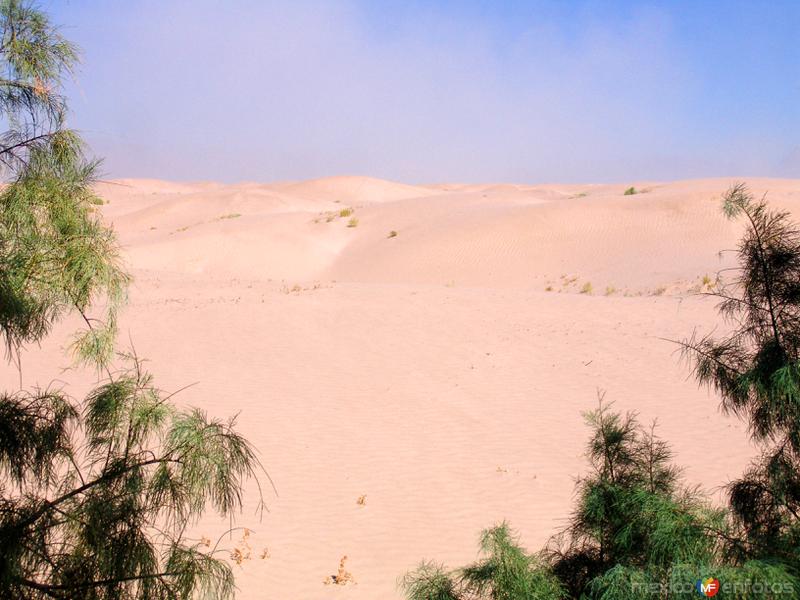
xmin=623 ymin=187 xmax=637 ymax=196
xmin=683 ymin=183 xmax=800 ymax=562
xmin=585 ymin=561 xmax=799 ymax=599
xmin=0 ymin=4 xmax=268 ymax=598
xmin=0 ymin=359 xmax=267 ymax=600
xmin=548 ymin=399 xmax=721 ymax=597
xmin=402 ymin=562 xmax=461 ymax=600
xmin=0 ymin=0 xmax=128 ymax=368
xmin=402 ymin=523 xmax=563 ymax=600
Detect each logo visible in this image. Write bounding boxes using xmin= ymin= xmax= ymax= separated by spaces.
xmin=696 ymin=577 xmax=720 ymax=597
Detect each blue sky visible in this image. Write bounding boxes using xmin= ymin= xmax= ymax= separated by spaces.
xmin=47 ymin=0 xmax=800 ymax=183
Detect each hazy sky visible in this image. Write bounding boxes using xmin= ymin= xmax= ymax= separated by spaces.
xmin=48 ymin=0 xmax=800 ymax=183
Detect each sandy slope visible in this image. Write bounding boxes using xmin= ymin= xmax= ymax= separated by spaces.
xmin=5 ymin=176 xmax=800 ymax=598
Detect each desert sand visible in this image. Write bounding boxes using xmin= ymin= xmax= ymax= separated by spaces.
xmin=4 ymin=176 xmax=799 ymax=598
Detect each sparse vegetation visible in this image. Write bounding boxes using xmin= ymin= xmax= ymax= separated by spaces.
xmin=403 ymin=184 xmax=800 ymax=599
xmin=623 ymin=186 xmax=637 ymax=195
xmin=604 ymin=285 xmax=616 ymax=296
xmin=339 ymin=207 xmax=354 ymax=218
xmin=347 ymin=216 xmax=359 ymax=227
xmin=324 ymin=556 xmax=356 ymax=586
xmin=388 ymin=230 xmax=398 ymax=238
xmin=580 ymin=282 xmax=593 ymax=295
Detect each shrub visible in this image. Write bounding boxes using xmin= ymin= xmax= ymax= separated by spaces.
xmin=402 ymin=523 xmax=563 ymax=600
xmin=347 ymin=217 xmax=359 ymax=228
xmin=624 ymin=187 xmax=637 ymax=196
xmin=547 ymin=398 xmax=722 ymax=597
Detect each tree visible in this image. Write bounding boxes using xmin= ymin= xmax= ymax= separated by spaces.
xmin=0 ymin=3 xmax=268 ymax=598
xmin=683 ymin=183 xmax=800 ymax=565
xmin=0 ymin=0 xmax=127 ymax=369
xmin=0 ymin=358 xmax=268 ymax=600
xmin=547 ymin=398 xmax=721 ymax=598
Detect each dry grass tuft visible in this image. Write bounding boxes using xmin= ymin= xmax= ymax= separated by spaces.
xmin=323 ymin=555 xmax=356 ymax=586
xmin=230 ymin=529 xmax=252 ymax=566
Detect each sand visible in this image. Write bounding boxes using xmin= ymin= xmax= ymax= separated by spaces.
xmin=5 ymin=176 xmax=799 ymax=598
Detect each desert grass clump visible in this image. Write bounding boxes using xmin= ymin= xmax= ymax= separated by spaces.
xmin=339 ymin=207 xmax=354 ymax=218
xmin=604 ymin=285 xmax=617 ymax=296
xmin=623 ymin=187 xmax=637 ymax=196
xmin=388 ymin=230 xmax=398 ymax=238
xmin=580 ymin=282 xmax=593 ymax=295
xmin=347 ymin=217 xmax=359 ymax=228
xmin=324 ymin=556 xmax=355 ymax=586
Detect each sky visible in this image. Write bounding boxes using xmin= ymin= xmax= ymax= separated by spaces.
xmin=46 ymin=0 xmax=800 ymax=184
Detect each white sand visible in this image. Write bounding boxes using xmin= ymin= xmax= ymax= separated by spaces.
xmin=6 ymin=176 xmax=797 ymax=598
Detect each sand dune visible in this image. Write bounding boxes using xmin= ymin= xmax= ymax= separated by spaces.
xmin=278 ymin=175 xmax=442 ymax=204
xmin=5 ymin=176 xmax=800 ymax=598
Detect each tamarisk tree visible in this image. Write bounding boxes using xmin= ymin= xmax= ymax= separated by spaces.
xmin=0 ymin=2 xmax=268 ymax=598
xmin=0 ymin=0 xmax=126 ymax=368
xmin=684 ymin=183 xmax=800 ymax=565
